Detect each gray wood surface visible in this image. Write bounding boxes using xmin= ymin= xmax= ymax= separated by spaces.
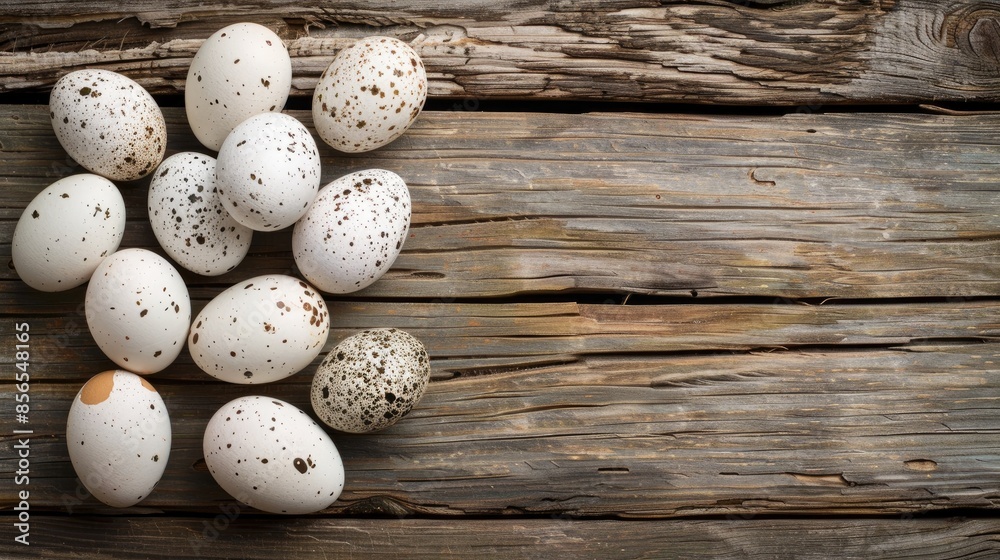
xmin=2 ymin=106 xmax=999 ymax=300
xmin=12 ymin=517 xmax=1000 ymax=559
xmin=1 ymin=1 xmax=999 ymax=104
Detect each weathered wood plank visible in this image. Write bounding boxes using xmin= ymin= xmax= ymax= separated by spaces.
xmin=1 ymin=299 xmax=998 ymax=380
xmin=11 ymin=517 xmax=1000 ymax=559
xmin=2 ymin=106 xmax=999 ymax=299
xmin=1 ymin=1 xmax=999 ymax=104
xmin=3 ymin=346 xmax=999 ymax=517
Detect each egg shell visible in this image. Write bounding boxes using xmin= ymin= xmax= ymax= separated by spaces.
xmin=11 ymin=174 xmax=125 ymax=292
xmin=292 ymin=169 xmax=411 ymax=294
xmin=311 ymin=328 xmax=430 ymax=433
xmin=85 ymin=248 xmax=191 ymax=374
xmin=203 ymin=396 xmax=345 ymax=514
xmin=67 ymin=370 xmax=171 ymax=508
xmin=188 ymin=274 xmax=330 ymax=384
xmin=148 ymin=152 xmax=253 ymax=276
xmin=312 ymin=36 xmax=427 ymax=153
xmin=185 ymin=22 xmax=292 ymax=151
xmin=49 ymin=69 xmax=166 ymax=181
xmin=216 ymin=112 xmax=321 ymax=231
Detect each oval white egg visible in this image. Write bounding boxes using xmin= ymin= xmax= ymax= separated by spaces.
xmin=85 ymin=248 xmax=191 ymax=374
xmin=12 ymin=174 xmax=125 ymax=292
xmin=311 ymin=328 xmax=431 ymax=433
xmin=292 ymin=169 xmax=410 ymax=294
xmin=188 ymin=274 xmax=329 ymax=384
xmin=203 ymin=396 xmax=345 ymax=514
xmin=67 ymin=370 xmax=171 ymax=508
xmin=313 ymin=36 xmax=427 ymax=153
xmin=216 ymin=112 xmax=321 ymax=231
xmin=148 ymin=152 xmax=253 ymax=276
xmin=186 ymin=22 xmax=292 ymax=151
xmin=50 ymin=69 xmax=166 ymax=181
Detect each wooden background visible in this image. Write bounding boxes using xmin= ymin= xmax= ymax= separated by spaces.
xmin=2 ymin=1 xmax=1000 ymax=557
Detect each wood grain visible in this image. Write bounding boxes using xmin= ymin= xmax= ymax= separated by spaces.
xmin=13 ymin=517 xmax=1000 ymax=559
xmin=3 ymin=345 xmax=999 ymax=517
xmin=2 ymin=106 xmax=999 ymax=300
xmin=1 ymin=1 xmax=999 ymax=104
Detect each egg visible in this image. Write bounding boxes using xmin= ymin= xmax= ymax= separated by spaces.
xmin=292 ymin=169 xmax=411 ymax=294
xmin=216 ymin=112 xmax=321 ymax=231
xmin=11 ymin=174 xmax=125 ymax=292
xmin=312 ymin=36 xmax=427 ymax=153
xmin=311 ymin=328 xmax=430 ymax=433
xmin=185 ymin=22 xmax=292 ymax=151
xmin=203 ymin=396 xmax=345 ymax=514
xmin=66 ymin=370 xmax=171 ymax=508
xmin=49 ymin=69 xmax=166 ymax=181
xmin=85 ymin=248 xmax=191 ymax=374
xmin=188 ymin=274 xmax=329 ymax=384
xmin=148 ymin=152 xmax=253 ymax=276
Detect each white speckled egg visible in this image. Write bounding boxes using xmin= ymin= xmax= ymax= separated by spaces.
xmin=186 ymin=22 xmax=292 ymax=151
xmin=292 ymin=169 xmax=410 ymax=294
xmin=50 ymin=69 xmax=166 ymax=181
xmin=85 ymin=248 xmax=191 ymax=374
xmin=67 ymin=370 xmax=171 ymax=508
xmin=311 ymin=328 xmax=430 ymax=433
xmin=12 ymin=174 xmax=125 ymax=292
xmin=312 ymin=36 xmax=427 ymax=153
xmin=203 ymin=396 xmax=344 ymax=514
xmin=148 ymin=152 xmax=253 ymax=276
xmin=188 ymin=274 xmax=329 ymax=384
xmin=216 ymin=112 xmax=321 ymax=231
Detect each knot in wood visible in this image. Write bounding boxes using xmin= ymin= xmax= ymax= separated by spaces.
xmin=943 ymin=4 xmax=1000 ymax=65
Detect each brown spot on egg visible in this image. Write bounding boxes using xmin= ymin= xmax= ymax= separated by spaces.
xmin=80 ymin=370 xmax=116 ymax=405
xmin=293 ymin=458 xmax=308 ymax=473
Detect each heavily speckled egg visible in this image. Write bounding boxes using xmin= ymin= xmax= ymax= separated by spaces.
xmin=188 ymin=274 xmax=329 ymax=384
xmin=311 ymin=328 xmax=430 ymax=433
xmin=67 ymin=370 xmax=171 ymax=508
xmin=85 ymin=249 xmax=191 ymax=374
xmin=186 ymin=22 xmax=292 ymax=151
xmin=216 ymin=112 xmax=321 ymax=231
xmin=203 ymin=396 xmax=345 ymax=514
xmin=292 ymin=169 xmax=410 ymax=294
xmin=12 ymin=174 xmax=125 ymax=292
xmin=148 ymin=152 xmax=253 ymax=276
xmin=50 ymin=69 xmax=166 ymax=181
xmin=312 ymin=36 xmax=427 ymax=153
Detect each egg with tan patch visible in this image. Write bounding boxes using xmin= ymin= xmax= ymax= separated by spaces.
xmin=311 ymin=328 xmax=431 ymax=433
xmin=49 ymin=69 xmax=166 ymax=181
xmin=188 ymin=274 xmax=330 ymax=384
xmin=203 ymin=396 xmax=345 ymax=514
xmin=312 ymin=36 xmax=427 ymax=153
xmin=66 ymin=370 xmax=171 ymax=508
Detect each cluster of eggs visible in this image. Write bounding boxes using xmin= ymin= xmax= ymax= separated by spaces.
xmin=12 ymin=23 xmax=434 ymax=514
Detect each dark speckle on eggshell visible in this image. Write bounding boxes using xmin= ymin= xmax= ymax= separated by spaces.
xmin=310 ymin=328 xmax=430 ymax=433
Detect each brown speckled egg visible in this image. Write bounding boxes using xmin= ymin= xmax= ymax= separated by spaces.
xmin=312 ymin=36 xmax=427 ymax=153
xmin=85 ymin=248 xmax=191 ymax=374
xmin=310 ymin=328 xmax=430 ymax=433
xmin=216 ymin=112 xmax=321 ymax=231
xmin=186 ymin=22 xmax=292 ymax=151
xmin=291 ymin=169 xmax=410 ymax=294
xmin=148 ymin=152 xmax=253 ymax=276
xmin=203 ymin=396 xmax=344 ymax=514
xmin=188 ymin=274 xmax=330 ymax=384
xmin=49 ymin=69 xmax=166 ymax=181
